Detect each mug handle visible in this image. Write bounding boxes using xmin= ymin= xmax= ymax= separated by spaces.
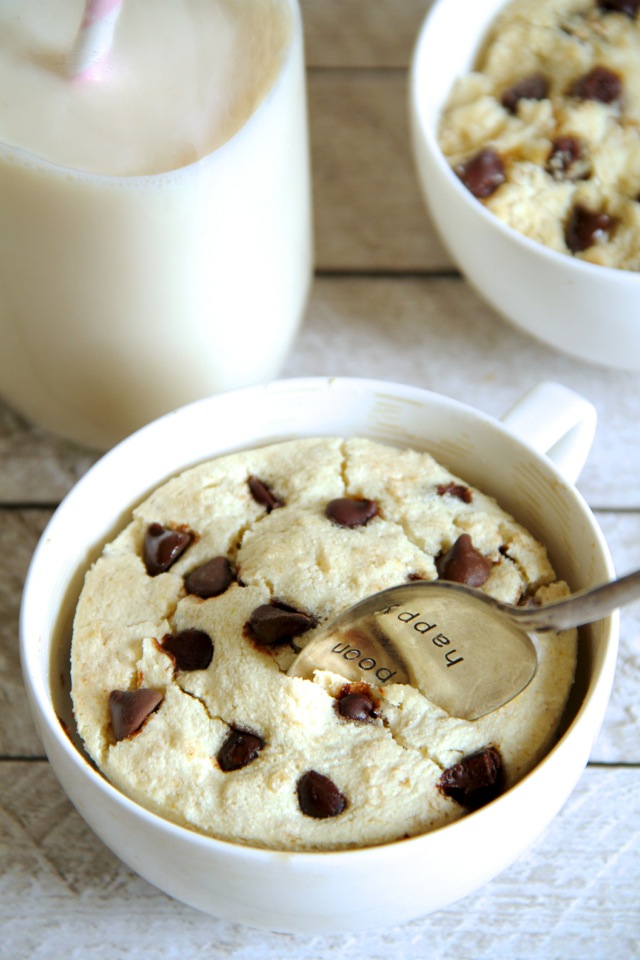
xmin=500 ymin=381 xmax=597 ymax=485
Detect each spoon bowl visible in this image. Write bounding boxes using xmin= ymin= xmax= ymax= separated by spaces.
xmin=289 ymin=569 xmax=640 ymax=720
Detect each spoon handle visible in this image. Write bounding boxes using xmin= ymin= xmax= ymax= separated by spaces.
xmin=504 ymin=567 xmax=640 ymax=633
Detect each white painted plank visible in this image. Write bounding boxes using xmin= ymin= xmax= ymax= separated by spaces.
xmin=0 ymin=762 xmax=637 ymax=959
xmin=2 ymin=276 xmax=640 ymax=508
xmin=284 ymin=276 xmax=640 ymax=511
xmin=0 ymin=510 xmax=51 ymax=758
xmin=591 ymin=511 xmax=640 ymax=765
xmin=308 ymin=72 xmax=450 ymax=272
xmin=301 ymin=0 xmax=434 ymax=68
xmin=0 ymin=403 xmax=98 ymax=503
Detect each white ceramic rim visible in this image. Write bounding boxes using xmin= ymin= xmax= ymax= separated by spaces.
xmin=20 ymin=375 xmax=619 ymax=868
xmin=409 ymin=0 xmax=640 ymax=286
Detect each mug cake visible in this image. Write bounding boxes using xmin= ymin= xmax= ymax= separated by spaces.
xmin=71 ymin=437 xmax=577 ymax=851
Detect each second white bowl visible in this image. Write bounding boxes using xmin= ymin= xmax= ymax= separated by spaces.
xmin=409 ymin=0 xmax=640 ymax=372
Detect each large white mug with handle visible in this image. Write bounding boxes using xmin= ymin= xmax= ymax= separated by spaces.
xmin=20 ymin=377 xmax=616 ymax=933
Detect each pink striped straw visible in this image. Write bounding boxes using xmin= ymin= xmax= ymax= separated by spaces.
xmin=67 ymin=0 xmax=124 ymax=81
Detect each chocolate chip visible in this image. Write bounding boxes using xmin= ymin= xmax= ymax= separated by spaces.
xmin=436 ymin=482 xmax=473 ymax=504
xmin=109 ymin=688 xmax=163 ymax=741
xmin=325 ymin=497 xmax=378 ymax=527
xmin=455 ymin=147 xmax=506 ymax=199
xmin=143 ymin=522 xmax=192 ymax=576
xmin=598 ymin=0 xmax=640 ymax=17
xmin=297 ymin=770 xmax=347 ymax=819
xmin=517 ymin=592 xmax=541 ymax=609
xmin=438 ymin=746 xmax=504 ymax=811
xmin=571 ymin=65 xmax=622 ymax=104
xmin=565 ymin=204 xmax=615 ymax=253
xmin=248 ymin=602 xmax=317 ymax=646
xmin=160 ymin=628 xmax=214 ymax=670
xmin=337 ymin=689 xmax=378 ymax=722
xmin=184 ymin=556 xmax=235 ymax=598
xmin=501 ymin=74 xmax=549 ymax=113
xmin=436 ymin=533 xmax=492 ymax=587
xmin=248 ymin=476 xmax=284 ymax=512
xmin=546 ymin=136 xmax=591 ymax=181
xmin=217 ymin=728 xmax=265 ymax=771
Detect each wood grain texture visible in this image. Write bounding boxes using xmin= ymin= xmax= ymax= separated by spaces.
xmin=0 ymin=403 xmax=97 ymax=504
xmin=301 ymin=0 xmax=434 ymax=68
xmin=283 ymin=276 xmax=640 ymax=510
xmin=308 ymin=72 xmax=451 ymax=272
xmin=0 ymin=510 xmax=51 ymax=758
xmin=3 ymin=276 xmax=640 ymax=507
xmin=1 ymin=762 xmax=638 ymax=959
xmin=591 ymin=511 xmax=640 ymax=765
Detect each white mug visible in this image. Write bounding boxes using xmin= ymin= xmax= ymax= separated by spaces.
xmin=20 ymin=378 xmax=617 ymax=933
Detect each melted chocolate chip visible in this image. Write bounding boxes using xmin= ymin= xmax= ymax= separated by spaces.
xmin=217 ymin=728 xmax=265 ymax=771
xmin=565 ymin=204 xmax=615 ymax=253
xmin=248 ymin=602 xmax=317 ymax=646
xmin=184 ymin=556 xmax=235 ymax=598
xmin=297 ymin=770 xmax=347 ymax=819
xmin=598 ymin=0 xmax=640 ymax=16
xmin=160 ymin=628 xmax=214 ymax=670
xmin=455 ymin=147 xmax=506 ymax=199
xmin=571 ymin=65 xmax=622 ymax=104
xmin=143 ymin=523 xmax=192 ymax=576
xmin=436 ymin=533 xmax=492 ymax=587
xmin=436 ymin=482 xmax=473 ymax=504
xmin=325 ymin=497 xmax=378 ymax=528
xmin=546 ymin=136 xmax=591 ymax=181
xmin=337 ymin=689 xmax=378 ymax=722
xmin=517 ymin=592 xmax=541 ymax=609
xmin=109 ymin=688 xmax=163 ymax=741
xmin=501 ymin=74 xmax=549 ymax=113
xmin=248 ymin=476 xmax=284 ymax=512
xmin=438 ymin=746 xmax=504 ymax=811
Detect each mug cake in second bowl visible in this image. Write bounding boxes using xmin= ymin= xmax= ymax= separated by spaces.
xmin=437 ymin=0 xmax=640 ymax=270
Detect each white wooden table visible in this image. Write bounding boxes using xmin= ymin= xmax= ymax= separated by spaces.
xmin=2 ymin=3 xmax=639 ymax=957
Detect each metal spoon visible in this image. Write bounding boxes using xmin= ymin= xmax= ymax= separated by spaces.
xmin=288 ymin=569 xmax=640 ymax=721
